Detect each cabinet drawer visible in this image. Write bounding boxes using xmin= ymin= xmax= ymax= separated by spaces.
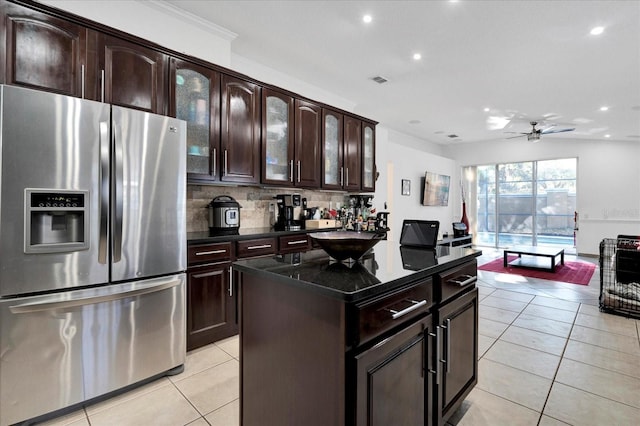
xmin=236 ymin=237 xmax=277 ymax=259
xmin=278 ymin=234 xmax=310 ymax=253
xmin=188 ymin=242 xmax=233 ymax=265
xmin=355 ymin=278 xmax=434 ymax=346
xmin=436 ymin=260 xmax=477 ymax=303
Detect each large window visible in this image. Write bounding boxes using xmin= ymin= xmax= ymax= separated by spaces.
xmin=475 ymin=158 xmax=577 ymax=251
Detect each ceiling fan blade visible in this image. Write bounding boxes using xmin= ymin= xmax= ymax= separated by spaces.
xmin=541 ymin=127 xmax=575 ymax=134
xmin=505 ymin=134 xmax=526 ymax=139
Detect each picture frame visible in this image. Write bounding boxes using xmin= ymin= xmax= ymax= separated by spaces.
xmin=401 ymin=179 xmax=411 ymax=196
xmin=422 ymin=171 xmax=450 ymax=206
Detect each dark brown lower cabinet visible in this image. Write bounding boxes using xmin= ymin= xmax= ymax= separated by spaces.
xmin=436 ymin=288 xmax=479 ymax=425
xmin=355 ymin=315 xmax=434 ymax=426
xmin=187 ymin=261 xmax=237 ymax=351
xmin=240 ymin=261 xmax=478 ymax=426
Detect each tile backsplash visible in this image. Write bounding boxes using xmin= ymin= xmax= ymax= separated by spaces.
xmin=187 ymin=185 xmax=350 ymax=232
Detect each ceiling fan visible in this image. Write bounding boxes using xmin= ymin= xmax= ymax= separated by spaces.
xmin=505 ymin=121 xmax=575 ymax=142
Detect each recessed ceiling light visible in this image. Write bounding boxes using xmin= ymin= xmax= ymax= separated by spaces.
xmin=412 ymin=53 xmax=422 ymax=60
xmin=590 ymin=26 xmax=605 ymax=36
xmin=600 ymin=106 xmax=609 ymax=111
xmin=362 ymin=14 xmax=372 ymax=23
xmin=604 ymin=134 xmax=611 ymax=138
xmin=483 ymin=107 xmax=490 ymax=112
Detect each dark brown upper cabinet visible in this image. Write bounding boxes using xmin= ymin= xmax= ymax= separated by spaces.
xmin=221 ymin=75 xmax=261 ymax=184
xmin=1 ymin=2 xmax=87 ymax=97
xmin=261 ymin=88 xmax=294 ymax=186
xmin=321 ymin=108 xmax=344 ymax=190
xmin=1 ymin=0 xmax=376 ymax=191
xmin=294 ymin=99 xmax=322 ymax=188
xmin=362 ymin=120 xmax=376 ymax=192
xmin=93 ymin=33 xmax=167 ymax=114
xmin=343 ymin=114 xmax=362 ymax=191
xmin=170 ymin=58 xmax=221 ymax=182
xmin=261 ymin=91 xmax=321 ymax=188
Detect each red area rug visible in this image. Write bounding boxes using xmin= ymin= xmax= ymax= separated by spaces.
xmin=478 ymin=255 xmax=596 ymax=285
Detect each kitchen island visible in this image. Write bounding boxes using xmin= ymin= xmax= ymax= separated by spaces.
xmin=233 ymin=241 xmax=481 ymax=426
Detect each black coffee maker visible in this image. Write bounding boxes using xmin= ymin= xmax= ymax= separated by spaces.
xmin=375 ymin=212 xmax=390 ymax=232
xmin=275 ymin=194 xmax=302 ymax=231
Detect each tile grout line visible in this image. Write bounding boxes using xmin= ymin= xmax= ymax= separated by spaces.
xmin=536 ymin=303 xmax=580 ymax=425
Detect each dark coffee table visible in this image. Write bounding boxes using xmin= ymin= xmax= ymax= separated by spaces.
xmin=503 ymin=246 xmax=565 ymax=272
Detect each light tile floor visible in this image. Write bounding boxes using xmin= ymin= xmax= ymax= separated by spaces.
xmin=36 ymin=249 xmax=640 ymax=426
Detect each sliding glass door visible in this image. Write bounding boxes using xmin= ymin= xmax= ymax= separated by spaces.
xmin=475 ymin=158 xmax=576 ymax=251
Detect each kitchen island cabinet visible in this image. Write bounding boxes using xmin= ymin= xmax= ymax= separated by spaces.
xmin=234 ymin=243 xmax=481 ymax=426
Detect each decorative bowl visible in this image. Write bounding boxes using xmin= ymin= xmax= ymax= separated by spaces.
xmin=309 ymin=231 xmax=385 ymax=261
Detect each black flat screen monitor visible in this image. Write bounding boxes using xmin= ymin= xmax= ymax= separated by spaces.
xmin=399 ymin=220 xmax=440 ymax=248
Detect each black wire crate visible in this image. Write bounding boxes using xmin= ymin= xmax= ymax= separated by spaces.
xmin=599 ymin=237 xmax=640 ymax=319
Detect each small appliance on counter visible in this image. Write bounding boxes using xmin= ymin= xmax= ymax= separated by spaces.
xmin=274 ymin=194 xmax=303 ymax=231
xmin=452 ymin=221 xmax=468 ymax=237
xmin=208 ymin=195 xmax=241 ymax=235
xmin=375 ymin=212 xmax=390 ymax=232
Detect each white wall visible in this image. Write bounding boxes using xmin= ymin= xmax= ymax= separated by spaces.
xmin=375 ymin=127 xmax=458 ymax=242
xmin=445 ymin=137 xmax=640 ymax=255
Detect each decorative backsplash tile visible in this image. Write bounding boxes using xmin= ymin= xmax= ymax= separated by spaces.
xmin=187 ymin=185 xmax=350 ymax=232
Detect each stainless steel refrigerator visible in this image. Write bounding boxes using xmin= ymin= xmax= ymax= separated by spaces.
xmin=0 ymin=85 xmax=187 ymax=425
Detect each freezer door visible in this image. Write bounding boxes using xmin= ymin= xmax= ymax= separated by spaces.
xmin=0 ymin=275 xmax=186 ymax=425
xmin=111 ymin=106 xmax=186 ymax=282
xmin=0 ymin=85 xmax=110 ymax=296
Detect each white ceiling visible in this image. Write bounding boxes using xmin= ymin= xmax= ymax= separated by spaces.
xmin=164 ymin=0 xmax=640 ymax=145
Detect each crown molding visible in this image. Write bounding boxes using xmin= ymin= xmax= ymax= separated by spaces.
xmin=142 ymin=0 xmax=238 ymax=41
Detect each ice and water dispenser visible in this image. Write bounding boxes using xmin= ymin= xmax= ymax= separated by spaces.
xmin=25 ymin=190 xmax=89 ymax=253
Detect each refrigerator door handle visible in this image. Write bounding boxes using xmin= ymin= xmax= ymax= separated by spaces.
xmin=8 ymin=278 xmax=182 ymax=314
xmin=112 ymin=121 xmax=124 ymax=263
xmin=98 ymin=121 xmax=110 ymax=264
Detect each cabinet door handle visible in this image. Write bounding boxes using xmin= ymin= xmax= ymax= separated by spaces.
xmin=224 ymin=149 xmax=228 ymax=176
xmin=212 ymin=147 xmax=217 ymax=176
xmin=429 ymin=327 xmax=441 ymax=385
xmin=297 ymin=160 xmax=301 ymax=183
xmin=192 ymin=270 xmax=221 ymax=279
xmin=290 ymin=160 xmax=294 ymax=182
xmin=450 ymin=274 xmax=476 ymax=286
xmin=387 ymin=299 xmax=427 ymax=319
xmin=346 ymin=168 xmax=349 ymax=186
xmin=247 ymin=244 xmax=272 ymax=250
xmin=441 ymin=318 xmax=451 ymax=373
xmin=81 ymin=64 xmax=85 ymax=99
xmin=340 ymin=167 xmax=344 ymax=187
xmin=195 ymin=249 xmax=227 ymax=256
xmin=100 ymin=69 xmax=105 ymax=103
xmin=228 ymin=267 xmax=233 ymax=296
xmin=287 ymin=240 xmax=307 ymax=245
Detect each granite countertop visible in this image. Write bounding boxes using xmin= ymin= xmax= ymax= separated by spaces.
xmin=233 ymin=241 xmax=482 ymax=303
xmin=187 ymin=227 xmax=340 ymax=244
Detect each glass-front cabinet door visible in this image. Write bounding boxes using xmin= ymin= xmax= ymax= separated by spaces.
xmin=343 ymin=115 xmax=362 ymax=191
xmin=262 ymin=88 xmax=294 ymax=185
xmin=362 ymin=122 xmax=376 ymax=192
xmin=321 ymin=109 xmax=343 ymax=190
xmin=170 ymin=59 xmax=220 ymax=181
